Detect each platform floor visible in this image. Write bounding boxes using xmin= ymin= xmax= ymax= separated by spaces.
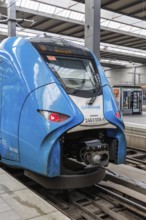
xmin=123 ymin=112 xmax=146 ymax=128
xmin=0 ymin=168 xmax=70 ymax=220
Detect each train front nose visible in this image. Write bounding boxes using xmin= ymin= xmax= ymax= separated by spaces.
xmin=19 ymin=83 xmax=84 ymax=177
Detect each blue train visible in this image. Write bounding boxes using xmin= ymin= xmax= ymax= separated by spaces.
xmin=0 ymin=36 xmax=126 ymax=188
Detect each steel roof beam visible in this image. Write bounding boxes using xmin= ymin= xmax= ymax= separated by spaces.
xmin=101 ymin=0 xmax=119 ymax=8
xmin=106 ymin=37 xmax=140 ymax=44
xmin=59 ymin=25 xmax=83 ymax=34
xmin=101 ymin=34 xmax=130 ymax=41
xmin=129 ymin=8 xmax=146 ymax=17
xmin=43 ymin=21 xmax=66 ymax=31
xmin=115 ymin=0 xmax=142 ymax=12
xmin=30 ymin=18 xmax=52 ymax=28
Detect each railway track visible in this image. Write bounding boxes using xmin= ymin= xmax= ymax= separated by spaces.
xmin=126 ymin=147 xmax=146 ymax=170
xmin=2 ymin=163 xmax=146 ymax=220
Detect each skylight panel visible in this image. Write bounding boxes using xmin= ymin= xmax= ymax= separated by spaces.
xmin=38 ymin=3 xmax=47 ymax=12
xmin=48 ymin=5 xmax=56 ymax=14
xmin=45 ymin=5 xmax=56 ymax=14
xmin=54 ymin=8 xmax=63 ymax=16
xmin=38 ymin=3 xmax=56 ymax=14
xmin=29 ymin=1 xmax=39 ymax=11
xmin=108 ymin=21 xmax=120 ymax=29
xmin=77 ymin=13 xmax=84 ymax=21
xmin=119 ymin=24 xmax=131 ymax=32
xmin=139 ymin=29 xmax=146 ymax=36
xmin=130 ymin=26 xmax=141 ymax=34
xmin=63 ymin=10 xmax=71 ymax=18
xmin=101 ymin=19 xmax=110 ymax=27
xmin=54 ymin=8 xmax=70 ymax=18
xmin=20 ymin=0 xmax=30 ymax=8
xmin=69 ymin=11 xmax=83 ymax=20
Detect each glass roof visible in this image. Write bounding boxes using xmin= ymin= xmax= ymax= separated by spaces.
xmin=100 ymin=59 xmax=130 ymax=67
xmin=0 ymin=23 xmax=7 ymax=34
xmin=0 ymin=22 xmax=145 ymax=63
xmin=101 ymin=18 xmax=146 ymax=37
xmin=4 ymin=0 xmax=146 ymax=38
xmin=15 ymin=0 xmax=85 ymax=21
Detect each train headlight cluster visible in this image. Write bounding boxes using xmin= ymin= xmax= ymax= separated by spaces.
xmin=38 ymin=110 xmax=70 ymax=123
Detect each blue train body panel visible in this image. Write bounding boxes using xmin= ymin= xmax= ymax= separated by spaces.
xmin=0 ymin=36 xmax=126 ymax=185
xmin=19 ymin=83 xmax=83 ymax=176
xmin=92 ymin=53 xmax=126 ymax=163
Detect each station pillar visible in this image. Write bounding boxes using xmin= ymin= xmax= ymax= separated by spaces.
xmin=85 ymin=0 xmax=101 ymax=59
xmin=7 ymin=0 xmax=16 ymax=37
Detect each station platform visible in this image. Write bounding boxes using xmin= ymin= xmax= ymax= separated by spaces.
xmin=123 ymin=112 xmax=146 ymax=151
xmin=0 ymin=168 xmax=70 ymax=220
xmin=123 ymin=111 xmax=146 ymax=128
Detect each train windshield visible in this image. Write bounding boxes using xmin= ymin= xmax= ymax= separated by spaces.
xmin=31 ymin=38 xmax=101 ymax=97
xmin=46 ymin=55 xmax=101 ymax=97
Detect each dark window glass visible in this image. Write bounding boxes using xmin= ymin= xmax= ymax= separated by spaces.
xmin=46 ymin=55 xmax=101 ymax=98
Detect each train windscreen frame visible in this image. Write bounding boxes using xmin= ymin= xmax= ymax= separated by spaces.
xmin=32 ymin=40 xmax=102 ymax=98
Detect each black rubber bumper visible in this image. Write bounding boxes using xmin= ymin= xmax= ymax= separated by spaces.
xmin=25 ymin=168 xmax=105 ymax=189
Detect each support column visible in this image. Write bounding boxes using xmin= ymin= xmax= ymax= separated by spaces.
xmin=7 ymin=0 xmax=16 ymax=37
xmin=133 ymin=64 xmax=136 ymax=86
xmin=85 ymin=0 xmax=101 ymax=59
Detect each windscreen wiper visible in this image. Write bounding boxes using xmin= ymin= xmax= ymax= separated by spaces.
xmin=87 ymin=86 xmax=101 ymax=105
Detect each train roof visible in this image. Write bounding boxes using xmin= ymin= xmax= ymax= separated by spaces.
xmin=30 ymin=36 xmax=91 ymax=57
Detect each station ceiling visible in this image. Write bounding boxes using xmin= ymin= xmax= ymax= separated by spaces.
xmin=0 ymin=0 xmax=146 ymax=68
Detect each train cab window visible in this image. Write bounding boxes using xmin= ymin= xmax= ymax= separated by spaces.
xmin=46 ymin=56 xmax=101 ymax=98
xmin=31 ymin=39 xmax=102 ymax=97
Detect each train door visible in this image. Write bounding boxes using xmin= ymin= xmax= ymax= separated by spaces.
xmin=132 ymin=91 xmax=142 ymax=114
xmin=122 ymin=90 xmax=132 ymax=115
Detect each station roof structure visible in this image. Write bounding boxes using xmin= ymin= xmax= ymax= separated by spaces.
xmin=0 ymin=0 xmax=146 ymax=68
